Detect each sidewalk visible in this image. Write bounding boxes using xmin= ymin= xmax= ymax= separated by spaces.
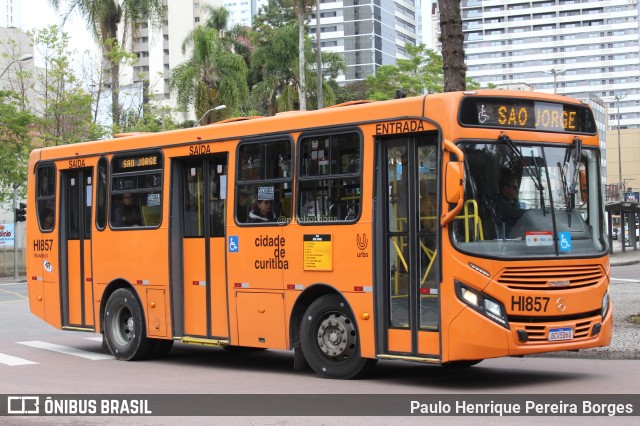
xmin=609 ymin=240 xmax=640 ymax=266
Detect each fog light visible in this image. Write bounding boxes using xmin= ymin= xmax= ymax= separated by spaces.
xmin=484 ymin=298 xmax=502 ymax=318
xmin=517 ymin=330 xmax=529 ymax=342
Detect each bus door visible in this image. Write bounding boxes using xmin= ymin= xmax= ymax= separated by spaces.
xmin=376 ymin=135 xmax=440 ymax=358
xmin=171 ymin=154 xmax=229 ymax=339
xmin=59 ymin=167 xmax=94 ymax=329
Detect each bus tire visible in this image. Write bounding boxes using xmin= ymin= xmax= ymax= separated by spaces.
xmin=104 ymin=288 xmax=153 ymax=361
xmin=300 ymin=294 xmax=376 ymax=379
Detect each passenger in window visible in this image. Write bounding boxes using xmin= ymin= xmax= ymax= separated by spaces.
xmin=115 ymin=193 xmax=142 ymax=226
xmin=236 ymin=190 xmax=250 ymax=223
xmin=41 ymin=208 xmax=55 ymax=230
xmin=248 ymin=199 xmax=275 ymax=223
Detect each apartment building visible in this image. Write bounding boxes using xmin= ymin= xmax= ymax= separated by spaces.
xmin=0 ymin=0 xmax=17 ymax=27
xmin=457 ymin=0 xmax=640 ymax=130
xmin=436 ymin=0 xmax=640 ymax=201
xmin=305 ymin=0 xmax=418 ymax=84
xmin=224 ymin=0 xmax=267 ymax=28
xmin=130 ymin=0 xmax=420 ymax=98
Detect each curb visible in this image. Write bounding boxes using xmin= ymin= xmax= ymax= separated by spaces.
xmin=609 ymin=257 xmax=640 ymax=267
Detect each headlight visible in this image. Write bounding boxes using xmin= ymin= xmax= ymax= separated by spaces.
xmin=461 ymin=287 xmax=479 ymax=306
xmin=601 ymin=291 xmax=610 ymax=319
xmin=455 ymin=280 xmax=509 ymax=329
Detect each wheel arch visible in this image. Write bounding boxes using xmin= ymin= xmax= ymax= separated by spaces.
xmin=99 ymin=278 xmax=139 ymax=334
xmin=289 ymin=283 xmax=353 ymax=350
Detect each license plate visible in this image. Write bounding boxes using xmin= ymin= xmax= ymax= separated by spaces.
xmin=548 ymin=327 xmax=573 ymax=341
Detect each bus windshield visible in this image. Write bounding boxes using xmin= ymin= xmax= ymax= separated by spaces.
xmin=452 ymin=139 xmax=606 ymax=258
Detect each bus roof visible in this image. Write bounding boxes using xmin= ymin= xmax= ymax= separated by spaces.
xmin=31 ymin=90 xmax=592 ymax=162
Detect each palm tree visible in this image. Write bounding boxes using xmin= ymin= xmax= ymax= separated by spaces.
xmin=250 ymin=23 xmax=300 ymax=115
xmin=48 ymin=0 xmax=166 ymax=126
xmin=438 ymin=0 xmax=466 ymax=91
xmin=249 ymin=5 xmax=344 ymax=115
xmin=284 ymin=0 xmax=314 ymax=110
xmin=170 ymin=21 xmax=248 ymax=124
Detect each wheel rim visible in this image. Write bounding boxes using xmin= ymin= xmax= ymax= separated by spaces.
xmin=111 ymin=304 xmax=134 ymax=347
xmin=316 ymin=312 xmax=356 ymax=360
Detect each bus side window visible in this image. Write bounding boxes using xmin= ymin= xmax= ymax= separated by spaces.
xmin=236 ymin=138 xmax=292 ymax=225
xmin=298 ymin=132 xmax=361 ymax=223
xmin=36 ymin=164 xmax=56 ymax=232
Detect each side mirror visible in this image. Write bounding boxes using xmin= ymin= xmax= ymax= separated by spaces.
xmin=440 ymin=139 xmax=465 ymax=226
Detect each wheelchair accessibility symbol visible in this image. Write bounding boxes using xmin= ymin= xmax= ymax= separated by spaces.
xmin=558 ymin=232 xmax=572 ymax=252
xmin=229 ymin=236 xmax=239 ymax=253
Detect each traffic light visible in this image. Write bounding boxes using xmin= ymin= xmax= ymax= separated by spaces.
xmin=15 ymin=202 xmax=26 ymax=222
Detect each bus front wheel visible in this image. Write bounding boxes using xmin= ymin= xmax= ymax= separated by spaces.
xmin=104 ymin=288 xmax=154 ymax=360
xmin=300 ymin=294 xmax=376 ymax=379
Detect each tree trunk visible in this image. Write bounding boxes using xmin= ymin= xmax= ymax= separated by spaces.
xmin=298 ymin=2 xmax=307 ymax=111
xmin=438 ymin=0 xmax=466 ymax=92
xmin=105 ymin=15 xmax=121 ymax=127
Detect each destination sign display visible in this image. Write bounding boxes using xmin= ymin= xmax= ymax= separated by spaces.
xmin=113 ymin=152 xmax=163 ymax=173
xmin=459 ymin=97 xmax=596 ymax=134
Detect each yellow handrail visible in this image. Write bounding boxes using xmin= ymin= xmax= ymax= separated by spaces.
xmin=389 ymin=199 xmax=484 ymax=295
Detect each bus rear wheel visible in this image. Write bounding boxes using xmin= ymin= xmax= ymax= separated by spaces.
xmin=104 ymin=288 xmax=154 ymax=360
xmin=300 ymin=294 xmax=376 ymax=379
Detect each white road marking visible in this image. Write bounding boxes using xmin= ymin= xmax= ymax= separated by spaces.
xmin=0 ymin=353 xmax=37 ymax=366
xmin=17 ymin=341 xmax=112 ymax=360
xmin=610 ymin=277 xmax=640 ymax=283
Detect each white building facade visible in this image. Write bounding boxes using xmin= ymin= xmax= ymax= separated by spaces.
xmin=456 ymin=0 xmax=640 ymax=130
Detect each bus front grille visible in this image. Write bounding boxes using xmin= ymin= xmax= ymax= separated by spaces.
xmin=497 ymin=265 xmax=604 ymax=290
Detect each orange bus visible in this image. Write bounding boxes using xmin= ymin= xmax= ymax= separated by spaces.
xmin=25 ymin=90 xmax=612 ymax=379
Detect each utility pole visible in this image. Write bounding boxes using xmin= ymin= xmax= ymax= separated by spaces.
xmin=614 ymin=94 xmax=627 ymax=200
xmin=13 ymin=184 xmax=18 ymax=280
xmin=316 ymin=0 xmax=323 ymax=109
xmin=546 ymin=68 xmax=566 ymax=94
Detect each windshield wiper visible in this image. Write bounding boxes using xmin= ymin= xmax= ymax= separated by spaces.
xmin=569 ymin=136 xmax=582 ymax=198
xmin=499 ymin=133 xmax=546 ymax=212
xmin=558 ymin=137 xmax=583 ymax=226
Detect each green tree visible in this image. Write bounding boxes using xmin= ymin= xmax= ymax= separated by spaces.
xmin=333 ymin=81 xmax=368 ymax=104
xmin=306 ymin=50 xmax=344 ymax=110
xmin=170 ymin=12 xmax=248 ymax=124
xmin=31 ymin=26 xmax=103 ymax=146
xmin=438 ymin=0 xmax=466 ymax=91
xmin=288 ymin=0 xmax=314 ymax=110
xmin=250 ymin=23 xmax=299 ymax=115
xmin=118 ymin=103 xmax=180 ymax=132
xmin=48 ymin=0 xmax=166 ymax=126
xmin=366 ymin=44 xmax=444 ymax=100
xmin=0 ymin=38 xmax=34 ymax=112
xmin=0 ymin=90 xmax=33 ymax=203
xmin=249 ymin=2 xmax=343 ymax=115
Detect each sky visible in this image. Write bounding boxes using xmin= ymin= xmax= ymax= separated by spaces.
xmin=20 ymin=0 xmax=97 ymax=61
